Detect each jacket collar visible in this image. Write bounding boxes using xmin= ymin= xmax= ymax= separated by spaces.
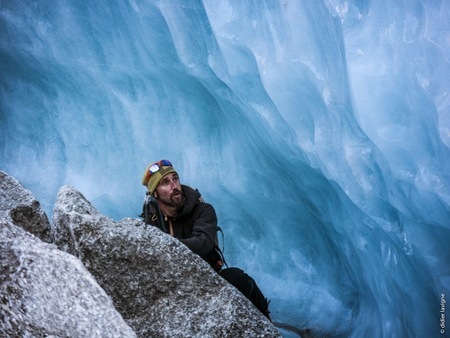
xmin=176 ymin=185 xmax=200 ymax=217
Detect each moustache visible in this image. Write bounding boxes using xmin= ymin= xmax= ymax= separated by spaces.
xmin=171 ymin=189 xmax=183 ymax=198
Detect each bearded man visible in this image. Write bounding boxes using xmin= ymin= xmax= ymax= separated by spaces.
xmin=141 ymin=159 xmax=271 ymax=320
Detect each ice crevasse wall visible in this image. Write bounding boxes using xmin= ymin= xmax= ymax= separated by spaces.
xmin=1 ymin=1 xmax=449 ymax=337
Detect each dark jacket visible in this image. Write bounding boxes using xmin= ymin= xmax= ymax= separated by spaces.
xmin=143 ymin=186 xmax=270 ymax=319
xmin=144 ymin=185 xmax=218 ymax=259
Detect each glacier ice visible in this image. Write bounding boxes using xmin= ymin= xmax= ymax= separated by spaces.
xmin=1 ymin=0 xmax=449 ymax=336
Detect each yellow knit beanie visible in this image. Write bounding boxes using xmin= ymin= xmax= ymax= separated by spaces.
xmin=142 ymin=161 xmax=177 ymax=194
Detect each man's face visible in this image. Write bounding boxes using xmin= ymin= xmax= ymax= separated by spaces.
xmin=155 ymin=172 xmax=185 ymax=210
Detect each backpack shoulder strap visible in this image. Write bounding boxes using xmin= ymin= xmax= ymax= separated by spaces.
xmin=142 ymin=192 xmax=168 ymax=233
xmin=215 ymin=226 xmax=228 ymax=268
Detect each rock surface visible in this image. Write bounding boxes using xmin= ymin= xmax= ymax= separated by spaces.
xmin=52 ymin=185 xmax=281 ymax=337
xmin=0 ymin=219 xmax=136 ymax=338
xmin=0 ymin=171 xmax=51 ymax=243
xmin=0 ymin=170 xmax=281 ymax=337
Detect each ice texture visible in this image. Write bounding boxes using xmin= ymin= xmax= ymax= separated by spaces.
xmin=1 ymin=1 xmax=449 ymax=336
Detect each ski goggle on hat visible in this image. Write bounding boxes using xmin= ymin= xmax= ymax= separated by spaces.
xmin=141 ymin=159 xmax=177 ymax=194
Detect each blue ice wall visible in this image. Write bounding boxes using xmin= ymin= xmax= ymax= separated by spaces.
xmin=1 ymin=1 xmax=449 ymax=337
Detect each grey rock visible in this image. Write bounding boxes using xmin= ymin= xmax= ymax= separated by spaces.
xmin=52 ymin=185 xmax=281 ymax=337
xmin=0 ymin=171 xmax=51 ymax=243
xmin=0 ymin=219 xmax=137 ymax=338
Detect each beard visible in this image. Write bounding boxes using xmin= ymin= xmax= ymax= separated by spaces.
xmin=159 ymin=188 xmax=185 ymax=210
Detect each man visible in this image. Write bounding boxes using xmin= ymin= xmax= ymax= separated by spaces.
xmin=141 ymin=159 xmax=271 ymax=320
